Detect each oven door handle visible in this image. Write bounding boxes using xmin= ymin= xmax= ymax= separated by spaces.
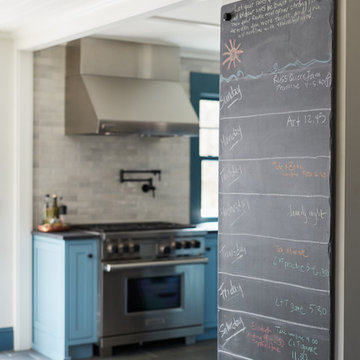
xmin=103 ymin=257 xmax=208 ymax=272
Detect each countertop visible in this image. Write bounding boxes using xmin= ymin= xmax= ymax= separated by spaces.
xmin=32 ymin=230 xmax=100 ymax=240
xmin=33 ymin=222 xmax=218 ymax=240
xmin=195 ymin=222 xmax=218 ymax=234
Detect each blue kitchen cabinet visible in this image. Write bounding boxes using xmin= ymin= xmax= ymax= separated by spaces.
xmin=197 ymin=233 xmax=217 ymax=340
xmin=33 ymin=235 xmax=98 ymax=360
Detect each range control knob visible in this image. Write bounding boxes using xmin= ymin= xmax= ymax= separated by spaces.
xmin=190 ymin=240 xmax=201 ymax=248
xmin=130 ymin=243 xmax=140 ymax=253
xmin=120 ymin=244 xmax=130 ymax=253
xmin=107 ymin=244 xmax=118 ymax=254
xmin=160 ymin=245 xmax=171 ymax=255
xmin=173 ymin=241 xmax=182 ymax=250
xmin=181 ymin=240 xmax=191 ymax=249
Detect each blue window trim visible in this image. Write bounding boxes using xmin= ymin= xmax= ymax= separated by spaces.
xmin=0 ymin=327 xmax=14 ymax=351
xmin=190 ymin=72 xmax=219 ymax=224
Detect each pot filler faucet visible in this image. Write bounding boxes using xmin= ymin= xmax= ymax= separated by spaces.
xmin=119 ymin=169 xmax=161 ymax=197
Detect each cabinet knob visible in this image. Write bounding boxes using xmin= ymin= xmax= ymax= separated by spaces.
xmin=205 ymin=247 xmax=211 ymax=251
xmin=88 ymin=254 xmax=93 ymax=258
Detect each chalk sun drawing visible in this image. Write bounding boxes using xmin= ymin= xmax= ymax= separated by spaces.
xmin=222 ymin=40 xmax=244 ymax=70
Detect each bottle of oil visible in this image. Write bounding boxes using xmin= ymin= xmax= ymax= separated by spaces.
xmin=47 ymin=194 xmax=59 ymax=224
xmin=43 ymin=194 xmax=50 ymax=224
xmin=52 ymin=194 xmax=59 ymax=219
xmin=59 ymin=196 xmax=67 ymax=224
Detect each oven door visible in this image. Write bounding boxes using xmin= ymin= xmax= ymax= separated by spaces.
xmin=101 ymin=257 xmax=207 ymax=337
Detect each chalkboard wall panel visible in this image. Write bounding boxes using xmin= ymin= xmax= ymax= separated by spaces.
xmin=218 ymin=0 xmax=334 ymax=359
xmin=218 ymin=273 xmax=330 ymax=327
xmin=220 ymin=64 xmax=332 ymax=118
xmin=219 ymin=234 xmax=330 ymax=290
xmin=219 ymin=195 xmax=330 ymax=241
xmin=220 ymin=110 xmax=331 ymax=160
xmin=220 ymin=157 xmax=330 ymax=196
xmin=218 ymin=311 xmax=330 ymax=360
xmin=220 ymin=2 xmax=333 ymax=79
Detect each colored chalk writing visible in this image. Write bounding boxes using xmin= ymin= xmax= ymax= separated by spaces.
xmin=272 ymin=256 xmax=329 ymax=278
xmin=272 ymin=160 xmax=327 ymax=179
xmin=247 ymin=321 xmax=285 ymax=353
xmin=274 ymin=245 xmax=309 ymax=258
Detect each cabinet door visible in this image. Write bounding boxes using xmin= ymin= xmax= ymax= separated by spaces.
xmin=204 ymin=235 xmax=218 ymax=329
xmin=66 ymin=240 xmax=98 ymax=342
xmin=33 ymin=237 xmax=65 ymax=344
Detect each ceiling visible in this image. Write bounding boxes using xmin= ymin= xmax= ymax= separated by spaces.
xmin=95 ymin=0 xmax=221 ymax=53
xmin=0 ymin=0 xmax=222 ymax=55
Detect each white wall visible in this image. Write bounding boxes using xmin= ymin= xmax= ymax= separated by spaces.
xmin=0 ymin=37 xmax=15 ymax=329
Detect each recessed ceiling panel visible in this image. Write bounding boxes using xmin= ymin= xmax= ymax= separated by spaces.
xmin=96 ymin=0 xmax=221 ymax=53
xmin=97 ymin=16 xmax=220 ymax=52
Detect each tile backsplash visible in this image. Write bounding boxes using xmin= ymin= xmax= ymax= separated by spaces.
xmin=33 ymin=45 xmax=219 ymax=227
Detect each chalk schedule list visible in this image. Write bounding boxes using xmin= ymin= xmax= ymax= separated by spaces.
xmin=218 ymin=1 xmax=334 ymax=359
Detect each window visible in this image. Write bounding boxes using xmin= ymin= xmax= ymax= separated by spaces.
xmin=190 ymin=73 xmax=219 ymax=224
xmin=199 ymin=100 xmax=219 ymax=218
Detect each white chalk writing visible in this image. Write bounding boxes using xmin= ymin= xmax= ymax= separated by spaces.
xmin=220 ymin=165 xmax=243 ymax=186
xmin=218 ymin=279 xmax=245 ymax=302
xmin=220 ymin=125 xmax=243 ymax=152
xmin=286 ymin=111 xmax=328 ymax=127
xmin=220 ymin=84 xmax=243 ymax=110
xmin=274 ymin=70 xmax=332 ymax=92
xmin=220 ymin=199 xmax=250 ymax=221
xmin=288 ymin=204 xmax=327 ymax=226
xmin=220 ymin=243 xmax=247 ymax=264
xmin=230 ymin=0 xmax=321 ymax=39
xmin=219 ymin=316 xmax=246 ymax=346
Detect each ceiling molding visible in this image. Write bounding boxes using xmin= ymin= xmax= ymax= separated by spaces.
xmin=151 ymin=15 xmax=219 ymax=29
xmin=13 ymin=0 xmax=194 ymax=51
xmin=180 ymin=47 xmax=219 ymax=62
xmin=94 ymin=34 xmax=177 ymax=48
xmin=92 ymin=35 xmax=219 ymax=62
xmin=0 ymin=31 xmax=14 ymax=40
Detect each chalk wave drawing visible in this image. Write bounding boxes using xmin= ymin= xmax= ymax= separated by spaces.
xmin=220 ymin=54 xmax=332 ymax=83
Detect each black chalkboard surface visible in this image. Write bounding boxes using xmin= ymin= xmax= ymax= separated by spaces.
xmin=218 ymin=1 xmax=334 ymax=360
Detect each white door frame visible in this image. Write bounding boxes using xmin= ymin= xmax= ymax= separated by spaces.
xmin=13 ymin=49 xmax=33 ymax=350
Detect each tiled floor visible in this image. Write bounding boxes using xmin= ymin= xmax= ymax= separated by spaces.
xmin=0 ymin=339 xmax=217 ymax=360
xmin=0 ymin=351 xmax=48 ymax=360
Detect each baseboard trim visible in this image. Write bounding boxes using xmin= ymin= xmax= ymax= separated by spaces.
xmin=0 ymin=327 xmax=14 ymax=351
xmin=196 ymin=327 xmax=217 ymax=341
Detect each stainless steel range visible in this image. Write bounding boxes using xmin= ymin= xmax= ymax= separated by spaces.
xmin=75 ymin=222 xmax=208 ymax=357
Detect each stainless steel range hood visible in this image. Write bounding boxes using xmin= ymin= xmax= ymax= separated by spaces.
xmin=65 ymin=38 xmax=199 ymax=136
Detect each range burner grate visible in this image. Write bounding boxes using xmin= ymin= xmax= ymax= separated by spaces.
xmin=72 ymin=221 xmax=195 ymax=233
